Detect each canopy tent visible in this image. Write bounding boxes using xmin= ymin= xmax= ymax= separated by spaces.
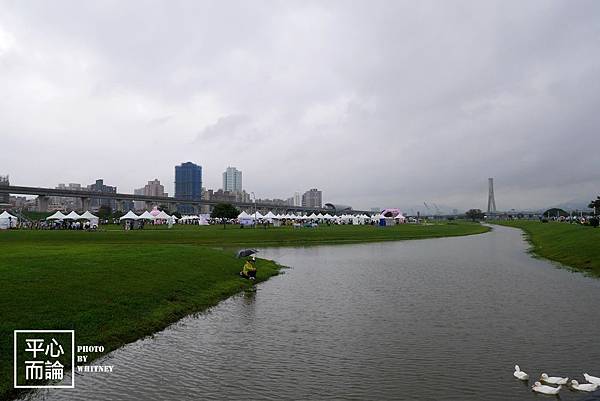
xmin=46 ymin=211 xmax=66 ymax=220
xmin=138 ymin=211 xmax=156 ymax=220
xmin=197 ymin=214 xmax=209 ymax=225
xmin=394 ymin=213 xmax=407 ymax=223
xmin=323 ymin=213 xmax=333 ymax=219
xmin=308 ymin=213 xmax=318 ymax=219
xmin=155 ymin=210 xmax=171 ymax=220
xmin=79 ymin=211 xmax=98 ymax=220
xmin=63 ymin=211 xmax=81 ymax=220
xmin=0 ymin=211 xmax=18 ymax=229
xmin=264 ymin=211 xmax=276 ymax=219
xmin=238 ymin=210 xmax=254 ymax=226
xmin=149 ymin=207 xmax=161 ymax=217
xmin=79 ymin=210 xmax=99 ymax=227
xmin=119 ymin=211 xmax=140 ymax=220
xmin=253 ymin=211 xmax=264 ymax=219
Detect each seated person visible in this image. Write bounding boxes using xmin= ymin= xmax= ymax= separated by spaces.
xmin=240 ymin=256 xmax=257 ymax=280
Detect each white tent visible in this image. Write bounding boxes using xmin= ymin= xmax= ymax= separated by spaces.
xmin=80 ymin=211 xmax=97 ymax=220
xmin=80 ymin=211 xmax=100 ymax=226
xmin=119 ymin=210 xmax=140 ymax=220
xmin=238 ymin=211 xmax=254 ymax=226
xmin=253 ymin=211 xmax=264 ymax=219
xmin=46 ymin=211 xmax=66 ymax=220
xmin=264 ymin=211 xmax=276 ymax=219
xmin=324 ymin=213 xmax=333 ymax=219
xmin=308 ymin=213 xmax=318 ymax=219
xmin=63 ymin=211 xmax=81 ymax=220
xmin=156 ymin=210 xmax=171 ymax=220
xmin=138 ymin=211 xmax=156 ymax=220
xmin=394 ymin=213 xmax=406 ymax=223
xmin=0 ymin=211 xmax=18 ymax=229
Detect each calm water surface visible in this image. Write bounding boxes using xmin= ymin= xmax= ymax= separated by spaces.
xmin=25 ymin=225 xmax=600 ymax=400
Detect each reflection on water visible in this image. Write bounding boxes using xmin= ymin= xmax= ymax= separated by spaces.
xmin=24 ymin=225 xmax=600 ymax=400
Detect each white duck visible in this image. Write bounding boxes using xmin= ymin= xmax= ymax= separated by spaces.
xmin=532 ymin=382 xmax=561 ymax=395
xmin=584 ymin=373 xmax=600 ymax=385
xmin=513 ymin=365 xmax=529 ymax=380
xmin=540 ymin=373 xmax=568 ymax=385
xmin=571 ymin=380 xmax=599 ymax=392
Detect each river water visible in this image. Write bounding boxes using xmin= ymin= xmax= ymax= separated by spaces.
xmin=24 ymin=225 xmax=600 ymax=400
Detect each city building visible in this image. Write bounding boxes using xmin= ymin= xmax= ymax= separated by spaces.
xmin=134 ymin=179 xmax=168 ymax=211
xmin=175 ymin=162 xmax=202 ymax=213
xmin=87 ymin=179 xmax=117 ymax=211
xmin=133 ymin=188 xmax=145 ymax=211
xmin=0 ymin=175 xmax=9 ymax=206
xmin=222 ymin=167 xmax=242 ymax=193
xmin=207 ymin=189 xmax=237 ymax=203
xmin=294 ymin=192 xmax=301 ymax=207
xmin=256 ymin=198 xmax=289 ymax=207
xmin=302 ymin=188 xmax=322 ymax=208
xmin=9 ymin=196 xmax=28 ymax=208
xmin=50 ymin=183 xmax=84 ymax=211
xmin=205 ymin=188 xmax=251 ymax=204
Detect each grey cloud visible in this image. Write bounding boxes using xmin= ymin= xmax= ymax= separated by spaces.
xmin=1 ymin=0 xmax=600 ymax=210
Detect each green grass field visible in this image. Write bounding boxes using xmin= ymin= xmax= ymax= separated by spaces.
xmin=493 ymin=220 xmax=600 ymax=276
xmin=0 ymin=222 xmax=487 ymax=400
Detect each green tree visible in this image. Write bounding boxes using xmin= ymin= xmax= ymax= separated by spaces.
xmin=97 ymin=205 xmax=112 ymax=221
xmin=588 ymin=196 xmax=600 ymax=215
xmin=465 ymin=209 xmax=484 ymax=221
xmin=210 ymin=203 xmax=239 ymax=229
xmin=543 ymin=208 xmax=568 ymax=218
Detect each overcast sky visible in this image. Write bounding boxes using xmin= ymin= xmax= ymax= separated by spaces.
xmin=1 ymin=0 xmax=599 ymax=211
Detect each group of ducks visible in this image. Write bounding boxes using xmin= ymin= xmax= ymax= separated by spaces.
xmin=514 ymin=365 xmax=600 ymax=395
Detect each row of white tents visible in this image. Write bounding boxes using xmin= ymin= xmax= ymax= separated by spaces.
xmin=237 ymin=211 xmax=406 ymax=224
xmin=46 ymin=210 xmax=100 ymax=225
xmin=117 ymin=211 xmax=211 ymax=225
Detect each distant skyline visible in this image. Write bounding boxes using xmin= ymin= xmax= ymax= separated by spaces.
xmin=2 ymin=1 xmax=600 ymax=210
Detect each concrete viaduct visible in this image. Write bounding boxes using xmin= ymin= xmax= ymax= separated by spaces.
xmin=0 ymin=185 xmax=369 ymax=215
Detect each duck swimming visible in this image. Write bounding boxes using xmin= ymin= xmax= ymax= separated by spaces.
xmin=571 ymin=380 xmax=599 ymax=392
xmin=532 ymin=382 xmax=561 ymax=395
xmin=513 ymin=365 xmax=529 ymax=381
xmin=540 ymin=373 xmax=568 ymax=385
xmin=584 ymin=373 xmax=600 ymax=385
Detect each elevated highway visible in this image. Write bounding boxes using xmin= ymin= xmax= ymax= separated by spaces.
xmin=0 ymin=185 xmax=370 ymax=215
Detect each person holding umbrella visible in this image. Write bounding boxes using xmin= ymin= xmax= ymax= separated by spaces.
xmin=240 ymin=256 xmax=257 ymax=280
xmin=237 ymin=249 xmax=258 ymax=280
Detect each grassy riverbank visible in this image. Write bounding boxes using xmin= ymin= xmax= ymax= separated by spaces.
xmin=0 ymin=222 xmax=487 ymax=399
xmin=492 ymin=220 xmax=600 ymax=276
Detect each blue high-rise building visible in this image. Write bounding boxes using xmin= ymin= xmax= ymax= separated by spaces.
xmin=175 ymin=162 xmax=202 ymax=213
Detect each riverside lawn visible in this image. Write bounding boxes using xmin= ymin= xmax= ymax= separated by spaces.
xmin=0 ymin=222 xmax=488 ymax=400
xmin=492 ymin=220 xmax=600 ymax=277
